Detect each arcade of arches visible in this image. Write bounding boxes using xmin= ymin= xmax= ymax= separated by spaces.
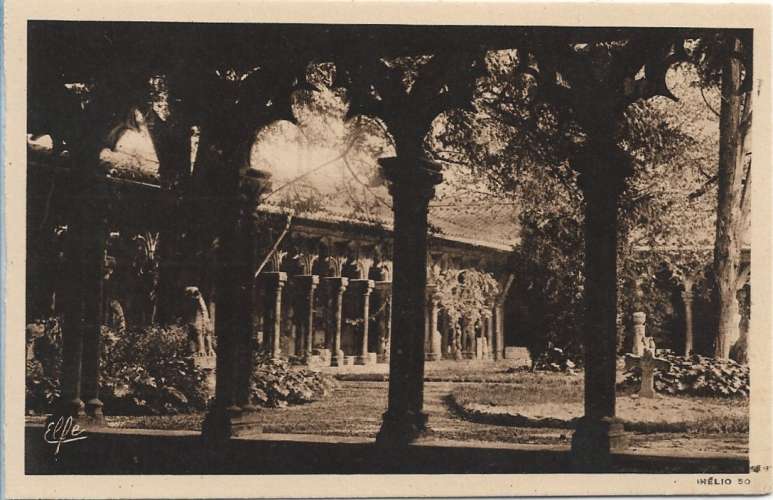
xmin=26 ymin=22 xmax=739 ymax=465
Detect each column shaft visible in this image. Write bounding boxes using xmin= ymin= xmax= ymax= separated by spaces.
xmin=295 ymin=275 xmax=319 ymax=363
xmin=682 ymin=291 xmax=694 ymax=356
xmin=80 ymin=176 xmax=108 ymax=422
xmin=377 ymin=156 xmax=441 ymax=445
xmin=353 ymin=279 xmax=375 ymax=365
xmin=58 ymin=211 xmax=85 ymax=417
xmin=570 ymin=145 xmax=631 ymax=464
xmin=326 ymin=277 xmax=348 ymax=366
xmin=263 ymin=272 xmax=288 ymax=360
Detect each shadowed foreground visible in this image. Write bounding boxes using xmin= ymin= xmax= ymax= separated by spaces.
xmin=26 ymin=424 xmax=748 ymax=475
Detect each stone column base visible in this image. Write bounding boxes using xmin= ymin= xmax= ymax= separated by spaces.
xmin=570 ymin=416 xmax=628 ymax=471
xmin=202 ymin=406 xmax=263 ymax=442
xmin=375 ymin=409 xmax=428 ymax=446
xmin=424 ymin=353 xmax=440 ymax=361
xmin=330 ymin=349 xmax=346 ymax=367
xmin=354 ymin=353 xmax=377 ymax=365
xmin=46 ymin=401 xmax=107 ymax=434
xmin=83 ymin=398 xmax=106 ymax=425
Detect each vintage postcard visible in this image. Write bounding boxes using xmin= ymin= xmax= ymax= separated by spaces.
xmin=3 ymin=0 xmax=772 ymax=498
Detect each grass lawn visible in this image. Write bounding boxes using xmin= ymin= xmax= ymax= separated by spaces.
xmin=26 ymin=367 xmax=749 ymax=456
xmin=451 ymin=373 xmax=749 ymax=434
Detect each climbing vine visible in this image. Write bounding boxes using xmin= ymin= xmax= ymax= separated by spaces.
xmin=433 ymin=268 xmax=499 ymax=356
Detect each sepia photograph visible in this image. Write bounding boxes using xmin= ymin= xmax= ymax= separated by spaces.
xmin=3 ymin=1 xmax=772 ymax=497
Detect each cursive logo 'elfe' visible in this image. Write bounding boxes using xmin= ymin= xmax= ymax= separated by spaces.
xmin=44 ymin=416 xmax=88 ymax=454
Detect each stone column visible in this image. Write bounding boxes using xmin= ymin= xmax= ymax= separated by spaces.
xmin=56 ymin=143 xmax=107 ymax=423
xmin=235 ymin=169 xmax=272 ymax=412
xmin=326 ymin=277 xmax=349 ymax=366
xmin=353 ymin=279 xmax=375 ymax=365
xmin=374 ymin=281 xmax=392 ymax=363
xmin=376 ymin=156 xmax=441 ymax=445
xmin=294 ymin=275 xmax=320 ymax=363
xmin=425 ymin=288 xmax=441 ymax=362
xmin=263 ymin=272 xmax=288 ymax=360
xmin=79 ymin=173 xmax=109 ymax=424
xmin=570 ymin=144 xmax=632 ymax=465
xmin=204 ymin=167 xmax=272 ymax=440
xmin=631 ymin=312 xmax=647 ymax=356
xmin=439 ymin=311 xmax=450 ymax=360
xmin=492 ymin=273 xmax=514 ymax=361
xmin=383 ymin=291 xmax=392 ymax=363
xmin=485 ymin=313 xmax=494 ymax=360
xmin=57 ymin=202 xmax=86 ymax=420
xmin=682 ymin=280 xmax=695 ymax=356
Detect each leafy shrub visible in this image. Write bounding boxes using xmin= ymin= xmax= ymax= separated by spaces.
xmin=619 ymin=354 xmax=749 ymax=398
xmin=99 ymin=325 xmax=211 ymax=415
xmin=249 ymin=353 xmax=336 ymax=408
xmin=532 ymin=346 xmax=578 ymax=372
xmin=26 ymin=319 xmax=63 ymax=413
xmin=26 ymin=321 xmax=210 ymax=415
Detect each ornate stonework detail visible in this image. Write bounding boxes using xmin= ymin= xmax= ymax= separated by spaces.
xmin=183 ymin=286 xmax=214 ymax=357
xmin=295 ymin=252 xmax=319 ymax=276
xmin=326 ymin=254 xmax=348 ymax=278
xmin=378 ymin=156 xmax=443 ymax=204
xmin=427 ymin=262 xmax=443 ymax=286
xmin=355 ymin=256 xmax=374 ymax=280
xmin=377 ymin=260 xmax=393 ymax=282
xmin=267 ymin=250 xmax=288 ymax=273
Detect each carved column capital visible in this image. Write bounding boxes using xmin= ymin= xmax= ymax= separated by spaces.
xmin=378 ymin=156 xmax=443 ymax=203
xmin=239 ymin=168 xmax=273 ymax=216
xmin=295 ymin=253 xmax=319 ymax=276
xmin=325 ymin=255 xmax=345 ymax=278
xmin=267 ymin=251 xmax=288 ymax=273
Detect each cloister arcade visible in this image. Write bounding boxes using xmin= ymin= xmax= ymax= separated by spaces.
xmin=26 ymin=21 xmax=720 ymax=465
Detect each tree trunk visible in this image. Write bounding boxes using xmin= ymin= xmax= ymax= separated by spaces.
xmin=713 ymin=35 xmax=746 ymax=359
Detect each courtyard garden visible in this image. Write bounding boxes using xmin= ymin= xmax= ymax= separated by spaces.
xmin=22 ymin=23 xmax=756 ymax=478
xmin=27 ymin=354 xmax=749 ymax=457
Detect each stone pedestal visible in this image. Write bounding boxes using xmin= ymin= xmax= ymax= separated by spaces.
xmin=571 ymin=417 xmax=629 ymax=471
xmin=376 ymin=156 xmax=440 ymax=446
xmin=193 ymin=355 xmax=217 ymax=397
xmin=202 ymin=406 xmax=263 ymax=441
xmin=631 ymin=312 xmax=646 ymax=356
xmin=325 ymin=277 xmax=349 ymax=367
